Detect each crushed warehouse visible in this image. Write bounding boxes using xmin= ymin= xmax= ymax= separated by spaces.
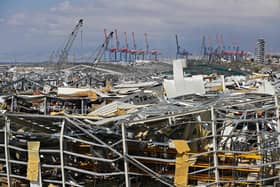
xmin=1 ymin=59 xmax=280 ymax=187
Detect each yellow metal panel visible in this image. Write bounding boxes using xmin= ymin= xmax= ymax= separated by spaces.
xmin=249 ymin=74 xmax=269 ymax=80
xmin=223 ymin=153 xmax=262 ymax=160
xmin=48 ymin=184 xmax=57 ymax=187
xmin=173 ymin=140 xmax=192 ymax=187
xmin=173 ymin=140 xmax=190 ymax=154
xmin=27 ymin=141 xmax=40 ymax=181
xmin=115 ymin=108 xmax=127 ymax=116
xmin=187 ymin=152 xmax=262 ymax=160
xmin=210 ymin=85 xmax=223 ymax=92
xmin=175 ymin=155 xmax=189 ymax=187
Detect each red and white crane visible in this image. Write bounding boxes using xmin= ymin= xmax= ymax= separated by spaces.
xmin=120 ymin=32 xmax=129 ymax=62
xmin=130 ymin=32 xmax=138 ymax=61
xmin=110 ymin=29 xmax=120 ymax=61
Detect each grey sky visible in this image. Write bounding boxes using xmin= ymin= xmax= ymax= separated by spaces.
xmin=0 ymin=0 xmax=279 ymax=61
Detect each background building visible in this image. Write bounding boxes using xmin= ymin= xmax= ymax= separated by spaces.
xmin=255 ymin=38 xmax=265 ymax=63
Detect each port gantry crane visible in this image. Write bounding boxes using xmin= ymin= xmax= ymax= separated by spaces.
xmin=120 ymin=32 xmax=129 ymax=62
xmin=103 ymin=29 xmax=109 ymax=61
xmin=175 ymin=34 xmax=191 ymax=59
xmin=109 ymin=29 xmax=120 ymax=62
xmin=144 ymin=32 xmax=149 ymax=60
xmin=200 ymin=35 xmax=207 ymax=59
xmin=130 ymin=32 xmax=137 ymax=61
xmin=57 ymin=19 xmax=83 ymax=64
xmin=145 ymin=33 xmax=160 ymax=61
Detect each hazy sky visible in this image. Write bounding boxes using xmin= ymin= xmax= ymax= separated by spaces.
xmin=0 ymin=0 xmax=279 ymax=61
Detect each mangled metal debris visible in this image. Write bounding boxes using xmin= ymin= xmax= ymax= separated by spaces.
xmin=1 ymin=61 xmax=280 ymax=186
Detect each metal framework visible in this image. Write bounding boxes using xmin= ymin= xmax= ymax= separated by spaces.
xmin=1 ymin=94 xmax=280 ymax=186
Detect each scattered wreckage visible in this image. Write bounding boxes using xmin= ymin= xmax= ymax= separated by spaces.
xmin=1 ymin=60 xmax=280 ymax=186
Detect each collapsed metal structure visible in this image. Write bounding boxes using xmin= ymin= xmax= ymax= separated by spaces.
xmin=1 ymin=94 xmax=280 ymax=186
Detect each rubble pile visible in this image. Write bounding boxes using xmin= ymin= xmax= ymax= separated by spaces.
xmin=1 ymin=60 xmax=280 ymax=186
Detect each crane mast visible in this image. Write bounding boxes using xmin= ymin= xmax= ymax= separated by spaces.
xmin=124 ymin=32 xmax=128 ymax=49
xmin=114 ymin=29 xmax=119 ymax=61
xmin=200 ymin=35 xmax=207 ymax=58
xmin=104 ymin=29 xmax=108 ymax=50
xmin=58 ymin=19 xmax=83 ymax=64
xmin=131 ymin=32 xmax=137 ymax=61
xmin=123 ymin=32 xmax=129 ymax=62
xmin=175 ymin=34 xmax=180 ymax=59
xmin=144 ymin=33 xmax=149 ymax=53
xmin=93 ymin=31 xmax=114 ymax=64
xmin=220 ymin=34 xmax=225 ymax=50
xmin=132 ymin=32 xmax=136 ymax=50
xmin=175 ymin=34 xmax=190 ymax=59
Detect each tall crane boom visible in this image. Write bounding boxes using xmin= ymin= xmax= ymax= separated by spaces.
xmin=144 ymin=33 xmax=149 ymax=53
xmin=132 ymin=32 xmax=136 ymax=50
xmin=200 ymin=35 xmax=207 ymax=58
xmin=215 ymin=34 xmax=220 ymax=48
xmin=104 ymin=29 xmax=108 ymax=50
xmin=175 ymin=34 xmax=180 ymax=57
xmin=175 ymin=34 xmax=190 ymax=59
xmin=115 ymin=29 xmax=119 ymax=50
xmin=124 ymin=32 xmax=128 ymax=48
xmin=58 ymin=19 xmax=83 ymax=64
xmin=121 ymin=32 xmax=129 ymax=62
xmin=93 ymin=31 xmax=114 ymax=64
xmin=104 ymin=28 xmax=107 ymax=38
xmin=220 ymin=34 xmax=225 ymax=50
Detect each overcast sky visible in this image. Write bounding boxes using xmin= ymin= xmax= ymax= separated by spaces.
xmin=0 ymin=0 xmax=279 ymax=62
